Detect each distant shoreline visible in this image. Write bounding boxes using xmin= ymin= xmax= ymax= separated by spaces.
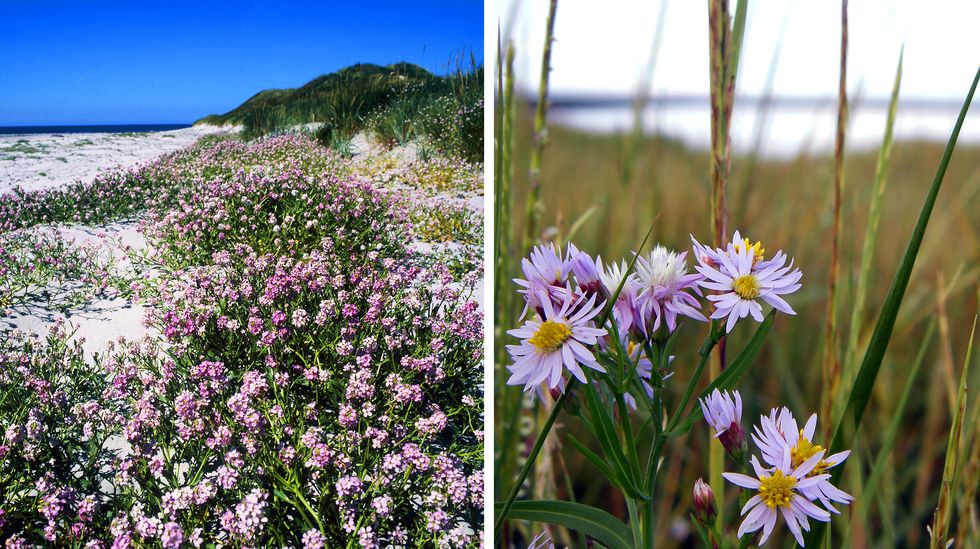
xmin=0 ymin=124 xmax=192 ymax=136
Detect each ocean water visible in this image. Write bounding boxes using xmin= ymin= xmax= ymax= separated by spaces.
xmin=547 ymin=98 xmax=979 ymax=158
xmin=0 ymin=124 xmax=191 ymax=136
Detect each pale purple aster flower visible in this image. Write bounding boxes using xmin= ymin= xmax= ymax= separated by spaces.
xmin=692 ymin=230 xmax=764 ymax=267
xmin=723 ymin=451 xmax=832 ymax=546
xmin=692 ymin=478 xmax=717 ymax=524
xmin=599 ymin=259 xmax=642 ymax=335
xmin=752 ymin=408 xmax=853 ymax=513
xmin=633 ymin=246 xmax=706 ymax=334
xmin=506 ymin=290 xmax=607 ymax=391
xmin=691 ymin=233 xmax=802 ymax=333
xmin=700 ymin=389 xmax=743 ymax=437
xmin=513 ymin=243 xmax=572 ymax=318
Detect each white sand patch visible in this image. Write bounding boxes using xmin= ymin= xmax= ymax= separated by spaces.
xmin=0 ymin=125 xmax=237 ymax=195
xmin=3 ymin=298 xmax=150 ymax=361
xmin=1 ymin=221 xmax=155 ymax=358
xmin=349 ymin=131 xmax=421 ymax=164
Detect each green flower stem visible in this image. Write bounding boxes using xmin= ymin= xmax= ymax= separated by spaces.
xmin=493 ymin=386 xmax=572 ymax=537
xmin=643 ymin=342 xmax=671 ymax=547
xmin=614 ymin=378 xmax=643 ymax=486
xmin=626 ymin=496 xmax=644 ymax=548
xmin=667 ymin=321 xmax=723 ymax=432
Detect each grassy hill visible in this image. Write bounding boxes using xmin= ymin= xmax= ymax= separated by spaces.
xmin=194 ymin=61 xmax=483 ymax=163
xmin=196 ymin=62 xmax=437 ymax=132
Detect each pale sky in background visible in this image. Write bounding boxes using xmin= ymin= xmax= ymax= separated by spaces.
xmin=499 ymin=0 xmax=978 ymax=101
xmin=497 ymin=0 xmax=979 ymax=154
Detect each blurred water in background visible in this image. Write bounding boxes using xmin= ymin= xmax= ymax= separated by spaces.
xmin=548 ymin=95 xmax=980 ymax=158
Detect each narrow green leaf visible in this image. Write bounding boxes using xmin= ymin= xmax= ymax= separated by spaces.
xmin=700 ymin=312 xmax=775 ymax=395
xmin=806 ymin=65 xmax=980 ymax=547
xmin=567 ymin=434 xmax=618 ymax=483
xmin=272 ymin=488 xmax=294 ymax=505
xmin=729 ymin=0 xmax=750 ymax=83
xmin=928 ymin=315 xmax=976 ymax=548
xmin=495 ymin=500 xmax=635 ymax=549
xmin=583 ymin=381 xmax=644 ymax=498
xmin=690 ymin=514 xmax=713 ymax=546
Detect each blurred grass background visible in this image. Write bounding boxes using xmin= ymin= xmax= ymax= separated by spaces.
xmin=495 ymin=103 xmax=980 ymax=546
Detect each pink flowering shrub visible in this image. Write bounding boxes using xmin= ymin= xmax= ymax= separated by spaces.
xmin=103 ymin=245 xmax=485 ymax=546
xmin=142 ymin=165 xmax=407 ymax=268
xmin=0 ymin=324 xmax=125 ymax=543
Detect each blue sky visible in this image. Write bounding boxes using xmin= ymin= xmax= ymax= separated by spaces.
xmin=0 ymin=1 xmax=483 ymax=125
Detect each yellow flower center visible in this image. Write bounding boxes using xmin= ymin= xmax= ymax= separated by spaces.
xmin=759 ymin=469 xmax=797 ymax=509
xmin=529 ymin=321 xmax=572 ymax=353
xmin=733 ymin=275 xmax=760 ymax=300
xmin=791 ymin=433 xmax=831 ymax=475
xmin=735 ymin=238 xmax=765 ymax=263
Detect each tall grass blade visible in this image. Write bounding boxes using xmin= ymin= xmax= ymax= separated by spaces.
xmin=936 ymin=274 xmax=961 ymax=410
xmin=621 ymin=0 xmax=669 ymax=187
xmin=493 ymin=39 xmax=521 ymax=515
xmin=522 ymin=0 xmax=558 ymax=253
xmin=957 ymin=303 xmax=980 ymax=546
xmin=707 ymin=0 xmax=748 ymax=522
xmin=805 ymin=65 xmax=980 ymax=547
xmin=821 ymin=0 xmax=849 ymax=437
xmin=842 ymin=48 xmax=903 ymax=403
xmin=928 ymin=315 xmax=975 ymax=548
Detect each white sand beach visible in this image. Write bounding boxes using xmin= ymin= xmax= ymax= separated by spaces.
xmin=0 ymin=125 xmax=234 ymax=195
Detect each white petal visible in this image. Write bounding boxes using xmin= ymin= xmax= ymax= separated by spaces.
xmin=723 ymin=472 xmax=761 ymax=489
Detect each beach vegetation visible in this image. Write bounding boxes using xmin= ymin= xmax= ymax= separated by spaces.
xmin=0 ymin=115 xmax=483 ymax=546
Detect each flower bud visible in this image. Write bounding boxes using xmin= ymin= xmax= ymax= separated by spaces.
xmin=718 ymin=420 xmax=748 ymax=462
xmin=699 ymin=389 xmax=748 ymax=462
xmin=692 ymin=478 xmax=717 ymax=525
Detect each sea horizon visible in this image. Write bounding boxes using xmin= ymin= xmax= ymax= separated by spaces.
xmin=0 ymin=123 xmax=193 ymax=136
